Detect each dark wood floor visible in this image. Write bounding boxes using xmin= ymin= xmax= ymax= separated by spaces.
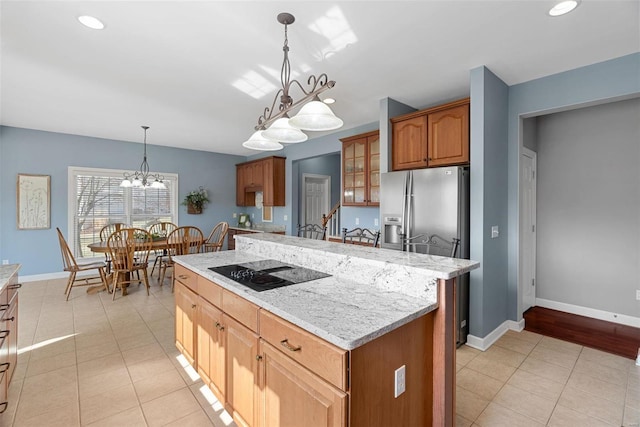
xmin=524 ymin=306 xmax=640 ymax=360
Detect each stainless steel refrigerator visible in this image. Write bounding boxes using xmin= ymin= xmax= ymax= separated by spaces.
xmin=380 ymin=166 xmax=470 ymax=345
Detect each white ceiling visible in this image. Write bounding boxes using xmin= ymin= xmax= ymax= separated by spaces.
xmin=1 ymin=1 xmax=639 ymax=156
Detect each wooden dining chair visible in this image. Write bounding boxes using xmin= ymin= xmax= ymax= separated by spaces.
xmin=99 ymin=223 xmax=128 ymax=273
xmin=57 ymin=227 xmax=109 ymax=300
xmin=297 ymin=223 xmax=327 ymax=240
xmin=203 ymin=221 xmax=229 ymax=252
xmin=106 ymin=228 xmax=154 ymax=300
xmin=148 ymin=221 xmax=178 ymax=277
xmin=341 ymin=227 xmax=381 ymax=248
xmin=159 ymin=226 xmax=204 ymax=290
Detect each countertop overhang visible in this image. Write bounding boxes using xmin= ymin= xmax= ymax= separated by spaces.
xmin=0 ymin=264 xmax=21 ymax=293
xmin=175 ymin=233 xmax=478 ymax=350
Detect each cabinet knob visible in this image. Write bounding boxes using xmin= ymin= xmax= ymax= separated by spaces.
xmin=215 ymin=322 xmax=225 ymax=331
xmin=256 ymin=355 xmax=263 ymax=361
xmin=191 ymin=304 xmax=196 ymax=309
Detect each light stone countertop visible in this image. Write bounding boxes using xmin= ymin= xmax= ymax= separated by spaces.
xmin=174 ymin=233 xmax=479 ymax=350
xmin=0 ymin=264 xmax=21 ymax=293
xmin=228 ymin=224 xmax=286 ymax=233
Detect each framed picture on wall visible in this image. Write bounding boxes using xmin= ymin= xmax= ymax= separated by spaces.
xmin=17 ymin=173 xmax=51 ymax=230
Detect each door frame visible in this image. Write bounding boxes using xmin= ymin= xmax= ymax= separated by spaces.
xmin=519 ymin=147 xmax=537 ymax=317
xmin=300 ymin=174 xmax=331 ymax=227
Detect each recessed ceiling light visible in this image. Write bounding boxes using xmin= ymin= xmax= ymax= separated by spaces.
xmin=323 ymin=98 xmax=336 ymax=105
xmin=548 ymin=0 xmax=580 ymax=17
xmin=78 ymin=15 xmax=105 ymax=30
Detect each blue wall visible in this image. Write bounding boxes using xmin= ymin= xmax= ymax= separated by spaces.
xmin=0 ymin=126 xmax=244 ymax=276
xmin=469 ymin=66 xmax=509 ymax=338
xmin=247 ymin=122 xmax=379 ymax=234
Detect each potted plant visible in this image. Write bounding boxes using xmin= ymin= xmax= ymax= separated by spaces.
xmin=182 ymin=186 xmax=209 ymax=214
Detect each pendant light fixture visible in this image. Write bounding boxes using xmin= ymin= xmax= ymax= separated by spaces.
xmin=243 ymin=12 xmax=343 ymax=151
xmin=120 ymin=126 xmax=166 ymax=189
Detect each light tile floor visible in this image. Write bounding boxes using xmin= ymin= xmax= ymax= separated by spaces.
xmin=456 ymin=330 xmax=640 ymax=426
xmin=1 ymin=276 xmax=639 ymax=426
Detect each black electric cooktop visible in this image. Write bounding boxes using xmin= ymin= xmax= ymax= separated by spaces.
xmin=208 ymin=259 xmax=330 ymax=292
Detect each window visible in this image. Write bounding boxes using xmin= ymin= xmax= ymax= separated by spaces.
xmin=68 ymin=167 xmax=179 ymax=258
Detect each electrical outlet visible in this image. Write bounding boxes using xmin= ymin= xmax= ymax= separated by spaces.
xmin=394 ymin=365 xmax=406 ymax=398
xmin=374 ymin=218 xmax=379 ymax=226
xmin=251 ymin=213 xmax=255 ymax=218
xmin=232 ymin=213 xmax=237 ymax=218
xmin=355 ymin=217 xmax=360 ymax=225
xmin=1 ymin=260 xmax=8 ymax=265
xmin=636 ymin=290 xmax=640 ymax=301
xmin=283 ymin=214 xmax=288 ymax=221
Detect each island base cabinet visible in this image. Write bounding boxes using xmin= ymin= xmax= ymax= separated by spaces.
xmin=175 ymin=281 xmax=197 ymax=366
xmin=258 ymin=340 xmax=347 ymax=427
xmin=349 ymin=313 xmax=434 ymax=427
xmin=225 ymin=314 xmax=260 ymax=427
xmin=196 ymin=297 xmax=225 ymax=402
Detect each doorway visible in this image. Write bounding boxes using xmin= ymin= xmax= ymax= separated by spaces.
xmin=519 ymin=147 xmax=537 ymax=315
xmin=301 ymin=174 xmax=331 ymax=227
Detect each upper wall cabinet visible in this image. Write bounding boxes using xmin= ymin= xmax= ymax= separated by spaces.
xmin=340 ymin=130 xmax=380 ymax=207
xmin=236 ymin=156 xmax=285 ymax=207
xmin=391 ymin=98 xmax=469 ymax=171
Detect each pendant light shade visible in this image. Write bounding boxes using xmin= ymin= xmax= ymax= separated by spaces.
xmin=261 ymin=117 xmax=308 ymax=143
xmin=288 ymin=100 xmax=343 ymax=131
xmin=242 ymin=131 xmax=284 ymax=151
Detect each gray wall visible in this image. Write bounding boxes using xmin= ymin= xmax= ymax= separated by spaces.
xmin=536 ymin=98 xmax=640 ymax=316
xmin=0 ymin=126 xmax=244 ymax=276
xmin=507 ymin=52 xmax=640 ymax=322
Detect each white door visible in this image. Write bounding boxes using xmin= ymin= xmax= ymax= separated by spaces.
xmin=301 ymin=174 xmax=330 ymax=226
xmin=520 ymin=148 xmax=537 ymax=313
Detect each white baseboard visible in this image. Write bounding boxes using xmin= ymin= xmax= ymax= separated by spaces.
xmin=465 ymin=318 xmax=525 ymax=352
xmin=19 ymin=271 xmax=91 ymax=283
xmin=536 ymin=298 xmax=640 ymax=329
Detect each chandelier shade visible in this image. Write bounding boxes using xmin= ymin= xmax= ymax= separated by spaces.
xmin=243 ymin=12 xmax=342 ymax=151
xmin=261 ymin=117 xmax=308 ymax=143
xmin=288 ymin=100 xmax=344 ymax=131
xmin=120 ymin=126 xmax=166 ymax=189
xmin=242 ymin=131 xmax=284 ymax=151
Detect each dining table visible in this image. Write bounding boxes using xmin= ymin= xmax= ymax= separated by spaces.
xmin=87 ymin=237 xmax=199 ymax=295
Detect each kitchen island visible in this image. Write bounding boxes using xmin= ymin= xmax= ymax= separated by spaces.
xmin=173 ymin=233 xmax=478 ymax=427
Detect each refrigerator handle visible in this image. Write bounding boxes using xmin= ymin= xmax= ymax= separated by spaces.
xmin=406 ymin=171 xmax=413 ymax=252
xmin=400 ymin=172 xmax=408 ymax=251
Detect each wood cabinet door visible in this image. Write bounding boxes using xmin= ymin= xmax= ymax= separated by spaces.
xmin=224 ymin=314 xmax=260 ymax=427
xmin=197 ymin=298 xmax=225 ymax=402
xmin=175 ymin=281 xmax=197 ymax=366
xmin=342 ymin=130 xmax=380 ymax=206
xmin=367 ymin=133 xmax=380 ymax=205
xmin=236 ymin=165 xmax=246 ymax=206
xmin=392 ymin=115 xmax=428 ymax=170
xmin=427 ymin=103 xmax=469 ymax=167
xmin=5 ymin=296 xmax=17 ymax=384
xmin=251 ymin=162 xmax=264 ymax=187
xmin=259 ymin=340 xmax=347 ymax=427
xmin=342 ymin=138 xmax=367 ymax=206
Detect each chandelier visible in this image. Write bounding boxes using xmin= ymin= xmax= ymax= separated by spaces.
xmin=120 ymin=126 xmax=166 ymax=189
xmin=242 ymin=12 xmax=343 ymax=151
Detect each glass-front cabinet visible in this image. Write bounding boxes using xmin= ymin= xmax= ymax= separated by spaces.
xmin=341 ymin=130 xmax=380 ymax=207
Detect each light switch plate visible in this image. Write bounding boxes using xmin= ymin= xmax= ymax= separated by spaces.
xmin=491 ymin=225 xmax=499 ymax=238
